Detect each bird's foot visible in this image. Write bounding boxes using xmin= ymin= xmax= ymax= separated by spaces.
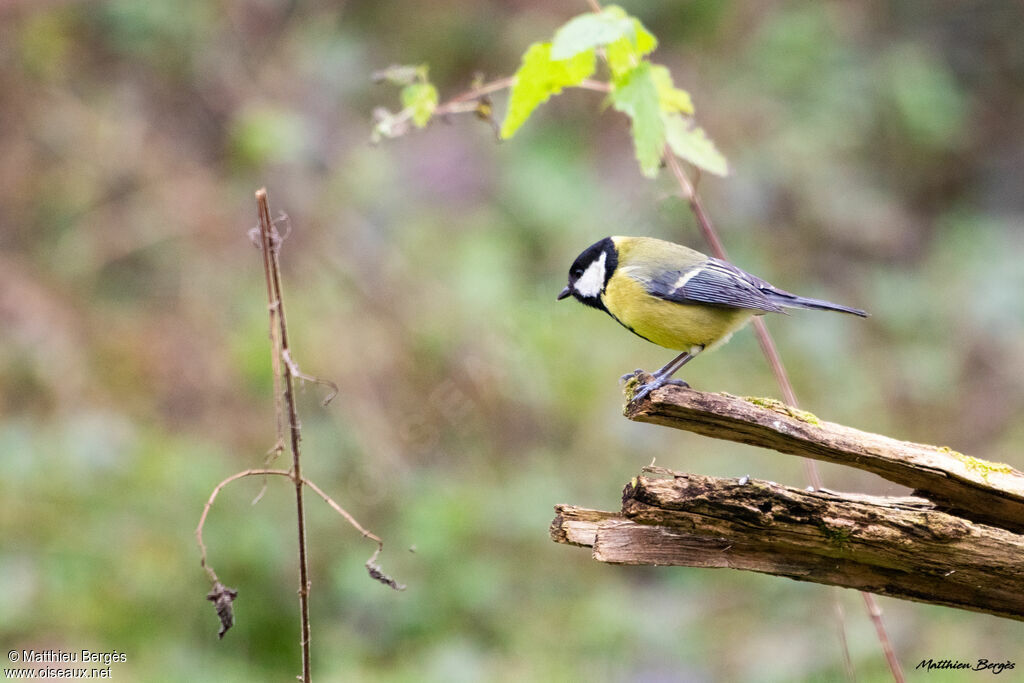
xmin=630 ymin=379 xmax=659 ymax=404
xmin=628 ymin=376 xmax=689 ymax=404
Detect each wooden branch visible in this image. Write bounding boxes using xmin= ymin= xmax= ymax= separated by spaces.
xmin=551 ymin=469 xmax=1024 ymax=621
xmin=624 ymin=380 xmax=1024 ymax=533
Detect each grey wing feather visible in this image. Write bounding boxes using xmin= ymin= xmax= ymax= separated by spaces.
xmin=644 ymin=259 xmax=785 ymax=313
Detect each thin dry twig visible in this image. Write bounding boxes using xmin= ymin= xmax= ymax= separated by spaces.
xmin=435 ymin=76 xmax=514 ymax=113
xmin=302 ymin=478 xmax=406 ymax=591
xmin=261 ymin=236 xmax=287 ymax=458
xmin=302 ymin=476 xmax=381 ymax=545
xmin=196 ymin=468 xmax=397 ymax=585
xmin=283 ymin=348 xmax=340 ymax=407
xmin=252 ymin=440 xmax=285 ymax=505
xmin=246 ymin=206 xmax=290 ymax=505
xmin=434 ymin=77 xmax=610 ymax=118
xmin=195 ymin=468 xmax=289 ymax=584
xmin=196 ymin=191 xmax=401 ymax=678
xmin=255 ymin=188 xmax=315 ymax=683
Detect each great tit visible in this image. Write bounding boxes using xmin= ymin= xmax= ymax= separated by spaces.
xmin=557 ymin=236 xmax=867 ymax=402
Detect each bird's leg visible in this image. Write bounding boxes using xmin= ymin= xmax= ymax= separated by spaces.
xmin=653 ymin=348 xmax=701 ymax=382
xmin=629 ymin=347 xmax=703 ymax=403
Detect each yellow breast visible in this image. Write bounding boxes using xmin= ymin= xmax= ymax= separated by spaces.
xmin=601 ymin=273 xmax=755 ymax=351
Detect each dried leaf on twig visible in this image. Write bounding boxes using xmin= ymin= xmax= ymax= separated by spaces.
xmin=366 ymin=547 xmax=405 ymax=591
xmin=206 ymin=581 xmax=239 ymax=639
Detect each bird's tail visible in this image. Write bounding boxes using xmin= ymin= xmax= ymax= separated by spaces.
xmin=766 ymin=291 xmax=869 ymax=317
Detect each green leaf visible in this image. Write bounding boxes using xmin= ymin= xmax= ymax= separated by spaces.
xmin=401 ymin=82 xmax=438 ymax=127
xmin=501 ymin=42 xmax=596 ymax=139
xmin=649 ymin=64 xmax=694 ymax=114
xmin=610 ymin=63 xmax=665 ymax=177
xmin=663 ymin=113 xmax=728 ymax=177
xmin=550 ymin=8 xmax=634 ymax=60
xmin=606 ymin=17 xmax=657 ymax=78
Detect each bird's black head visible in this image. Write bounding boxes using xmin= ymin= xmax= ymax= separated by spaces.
xmin=557 ymin=237 xmax=618 ymax=310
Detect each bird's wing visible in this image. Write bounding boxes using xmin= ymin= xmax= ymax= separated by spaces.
xmin=638 ymin=258 xmax=785 ymax=313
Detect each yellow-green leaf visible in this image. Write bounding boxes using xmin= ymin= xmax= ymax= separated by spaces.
xmin=501 ymin=42 xmax=596 ymax=139
xmin=606 ymin=17 xmax=658 ymax=78
xmin=550 ymin=7 xmax=634 ymax=60
xmin=663 ymin=113 xmax=728 ymax=177
xmin=611 ymin=63 xmax=664 ymax=178
xmin=401 ymin=82 xmax=438 ymax=127
xmin=650 ymin=64 xmax=694 ymax=114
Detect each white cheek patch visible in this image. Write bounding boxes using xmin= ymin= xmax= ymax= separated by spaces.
xmin=574 ymin=251 xmax=607 ymax=298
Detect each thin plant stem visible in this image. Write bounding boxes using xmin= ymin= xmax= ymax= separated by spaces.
xmin=256 ymin=188 xmax=312 ymax=683
xmin=195 ymin=469 xmax=281 ymax=585
xmin=833 ymin=587 xmax=856 ymax=681
xmin=195 ymin=192 xmax=399 ymax=662
xmin=864 ymin=592 xmax=904 ymax=682
xmin=663 ymin=149 xmax=904 ymax=683
xmin=438 ymin=76 xmax=514 ymax=108
xmin=303 ymin=478 xmax=383 ymax=546
xmin=434 ymin=77 xmax=609 ymax=117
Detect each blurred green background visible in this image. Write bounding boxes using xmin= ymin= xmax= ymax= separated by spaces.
xmin=2 ymin=1 xmax=1023 ymax=681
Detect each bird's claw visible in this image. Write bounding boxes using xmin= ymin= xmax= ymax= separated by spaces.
xmin=620 ymin=369 xmax=646 ymax=383
xmin=630 ymin=382 xmax=656 ymax=403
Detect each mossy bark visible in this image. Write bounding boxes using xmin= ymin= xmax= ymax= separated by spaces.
xmin=552 ymin=469 xmax=1024 ymax=621
xmin=624 ymin=382 xmax=1024 ymax=533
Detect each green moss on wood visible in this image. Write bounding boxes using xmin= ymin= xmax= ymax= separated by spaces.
xmin=818 ymin=522 xmax=852 ymax=548
xmin=740 ymin=395 xmax=822 ymax=426
xmin=622 ymin=372 xmax=651 ymax=405
xmin=623 ymin=376 xmax=642 ymax=402
xmin=940 ymin=446 xmax=1014 ymax=481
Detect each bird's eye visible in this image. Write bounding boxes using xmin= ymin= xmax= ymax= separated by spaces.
xmin=573 ymin=268 xmax=584 ymax=278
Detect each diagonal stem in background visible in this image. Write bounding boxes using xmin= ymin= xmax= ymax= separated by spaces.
xmin=662 ymin=149 xmax=903 ymax=683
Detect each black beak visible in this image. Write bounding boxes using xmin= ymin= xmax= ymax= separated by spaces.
xmin=557 ymin=286 xmax=571 ymax=301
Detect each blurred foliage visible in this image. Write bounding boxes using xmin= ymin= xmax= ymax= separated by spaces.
xmin=1 ymin=0 xmax=1023 ymax=681
xmin=378 ymin=5 xmax=727 ymax=179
